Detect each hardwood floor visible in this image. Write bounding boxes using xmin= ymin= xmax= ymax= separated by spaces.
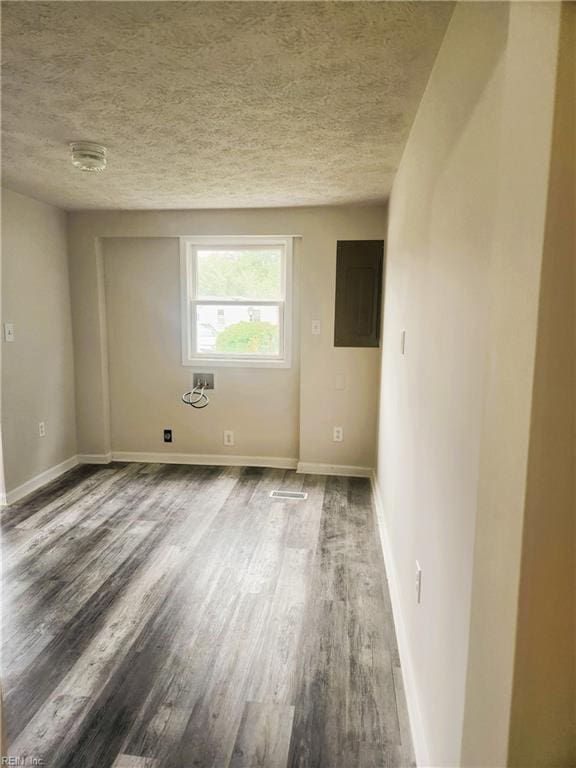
xmin=1 ymin=463 xmax=415 ymax=768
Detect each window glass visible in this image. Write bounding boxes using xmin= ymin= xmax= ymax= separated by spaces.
xmin=196 ymin=248 xmax=282 ymax=300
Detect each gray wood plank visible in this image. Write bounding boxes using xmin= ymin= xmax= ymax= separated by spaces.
xmin=112 ymin=755 xmax=159 ymax=768
xmin=287 ymin=598 xmax=349 ymax=768
xmin=229 ymin=702 xmax=295 ymax=768
xmin=283 ymin=474 xmax=326 ymax=550
xmin=246 ymin=547 xmax=313 ymax=705
xmin=175 ymin=592 xmax=270 ymax=768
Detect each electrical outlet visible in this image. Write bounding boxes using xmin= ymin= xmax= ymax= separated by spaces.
xmin=38 ymin=421 xmax=46 ymax=438
xmin=416 ymin=561 xmax=422 ymax=604
xmin=333 ymin=426 xmax=343 ymax=442
xmin=334 ymin=374 xmax=346 ymax=391
xmin=163 ymin=429 xmax=173 ymax=443
xmin=311 ymin=320 xmax=321 ymax=335
xmin=223 ymin=430 xmax=234 ymax=447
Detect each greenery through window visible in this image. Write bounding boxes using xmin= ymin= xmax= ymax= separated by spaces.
xmin=197 ymin=250 xmax=281 ymax=301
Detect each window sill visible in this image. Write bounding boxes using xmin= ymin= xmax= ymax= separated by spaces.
xmin=182 ymin=357 xmax=291 ymax=369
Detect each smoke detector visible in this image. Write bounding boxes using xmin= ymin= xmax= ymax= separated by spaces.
xmin=70 ymin=142 xmax=107 ymax=172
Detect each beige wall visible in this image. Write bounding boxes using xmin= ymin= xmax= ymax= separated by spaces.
xmin=461 ymin=4 xmax=564 ymax=765
xmin=375 ymin=5 xmax=509 ymax=763
xmin=375 ymin=2 xmax=567 ymax=766
xmin=103 ymin=236 xmax=299 ymax=460
xmin=508 ymin=5 xmax=576 ymax=765
xmin=1 ymin=188 xmax=77 ymax=492
xmin=68 ymin=207 xmax=385 ymax=468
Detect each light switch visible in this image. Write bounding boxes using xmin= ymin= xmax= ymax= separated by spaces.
xmin=416 ymin=561 xmax=422 ymax=604
xmin=401 ymin=329 xmax=406 ymax=355
xmin=4 ymin=323 xmax=15 ymax=342
xmin=311 ymin=320 xmax=321 ymax=336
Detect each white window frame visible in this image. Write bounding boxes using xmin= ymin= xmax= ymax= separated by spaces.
xmin=180 ymin=235 xmax=293 ymax=368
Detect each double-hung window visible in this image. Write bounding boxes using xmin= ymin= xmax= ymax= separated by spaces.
xmin=180 ymin=236 xmax=292 ymax=368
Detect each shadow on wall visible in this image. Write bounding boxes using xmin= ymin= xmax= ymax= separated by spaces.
xmin=508 ymin=5 xmax=576 ymax=765
xmin=399 ymin=2 xmax=510 ymax=260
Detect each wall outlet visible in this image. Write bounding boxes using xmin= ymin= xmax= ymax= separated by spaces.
xmin=311 ymin=320 xmax=321 ymax=336
xmin=223 ymin=430 xmax=234 ymax=447
xmin=416 ymin=561 xmax=422 ymax=604
xmin=334 ymin=374 xmax=346 ymax=391
xmin=38 ymin=421 xmax=46 ymax=438
xmin=333 ymin=426 xmax=343 ymax=442
xmin=4 ymin=323 xmax=15 ymax=342
xmin=163 ymin=429 xmax=173 ymax=443
xmin=192 ymin=373 xmax=214 ymax=390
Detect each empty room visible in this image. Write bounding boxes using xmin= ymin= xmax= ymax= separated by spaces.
xmin=1 ymin=1 xmax=574 ymax=767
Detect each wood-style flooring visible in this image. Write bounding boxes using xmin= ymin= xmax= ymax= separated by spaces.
xmin=1 ymin=463 xmax=415 ymax=767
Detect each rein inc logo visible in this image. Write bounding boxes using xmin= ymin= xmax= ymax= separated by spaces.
xmin=1 ymin=759 xmax=44 ymax=766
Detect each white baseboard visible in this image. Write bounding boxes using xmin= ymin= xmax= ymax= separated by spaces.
xmin=111 ymin=451 xmax=298 ymax=470
xmin=0 ymin=452 xmax=371 ymax=505
xmin=78 ymin=452 xmax=113 ymax=465
xmin=3 ymin=455 xmax=79 ymax=506
xmin=296 ymin=462 xmax=373 ymax=478
xmin=371 ymin=471 xmax=429 ymax=767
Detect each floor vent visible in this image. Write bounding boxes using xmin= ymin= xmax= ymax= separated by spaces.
xmin=270 ymin=490 xmax=308 ymax=500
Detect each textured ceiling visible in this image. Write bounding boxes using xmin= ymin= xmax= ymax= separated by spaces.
xmin=1 ymin=1 xmax=452 ymax=210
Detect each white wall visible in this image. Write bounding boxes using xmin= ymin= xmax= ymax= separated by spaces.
xmin=68 ymin=206 xmax=386 ymax=470
xmin=374 ymin=3 xmax=566 ymax=766
xmin=1 ymin=188 xmax=77 ymax=495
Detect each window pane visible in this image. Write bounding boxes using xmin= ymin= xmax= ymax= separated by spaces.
xmin=196 ymin=248 xmax=282 ymax=300
xmin=195 ymin=304 xmax=280 ymax=356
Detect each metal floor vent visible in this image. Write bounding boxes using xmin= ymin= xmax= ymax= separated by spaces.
xmin=270 ymin=490 xmax=308 ymax=500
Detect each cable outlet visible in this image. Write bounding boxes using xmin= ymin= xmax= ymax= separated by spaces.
xmin=163 ymin=429 xmax=173 ymax=443
xmin=223 ymin=430 xmax=234 ymax=447
xmin=38 ymin=421 xmax=46 ymax=437
xmin=193 ymin=373 xmax=214 ymax=390
xmin=416 ymin=561 xmax=422 ymax=604
xmin=333 ymin=426 xmax=343 ymax=442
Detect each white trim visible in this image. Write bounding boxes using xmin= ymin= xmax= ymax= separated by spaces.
xmin=2 ymin=455 xmax=79 ymax=506
xmin=78 ymin=452 xmax=113 ymax=465
xmin=186 ymin=299 xmax=281 ymax=306
xmin=371 ymin=471 xmax=428 ymax=767
xmin=296 ymin=462 xmax=373 ymax=478
xmin=180 ymin=236 xmax=293 ymax=369
xmin=102 ymin=234 xmax=303 ymax=240
xmin=175 ymin=236 xmax=300 ymax=245
xmin=179 ymin=356 xmax=291 ymax=370
xmin=112 ymin=452 xmax=298 ymax=470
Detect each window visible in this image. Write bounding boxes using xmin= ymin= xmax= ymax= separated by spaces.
xmin=180 ymin=236 xmax=293 ymax=367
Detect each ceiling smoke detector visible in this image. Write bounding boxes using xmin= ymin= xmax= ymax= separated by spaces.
xmin=70 ymin=142 xmax=107 ymax=172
